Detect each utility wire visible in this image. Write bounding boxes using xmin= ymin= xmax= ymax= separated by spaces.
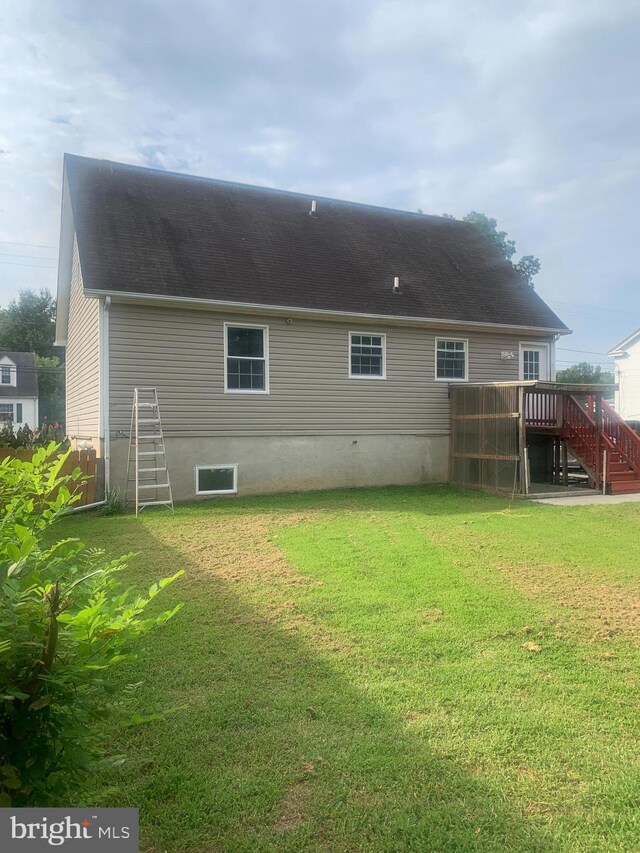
xmin=0 ymin=239 xmax=57 ymax=249
xmin=0 ymin=260 xmax=57 ymax=269
xmin=547 ymin=298 xmax=635 ymax=320
xmin=557 ymin=347 xmax=612 ymax=356
xmin=0 ymin=252 xmax=58 ymax=261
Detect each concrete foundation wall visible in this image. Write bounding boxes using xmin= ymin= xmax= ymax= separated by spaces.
xmin=110 ymin=433 xmax=449 ymax=501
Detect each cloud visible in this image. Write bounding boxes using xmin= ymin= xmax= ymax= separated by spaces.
xmin=0 ymin=0 xmax=639 ymax=355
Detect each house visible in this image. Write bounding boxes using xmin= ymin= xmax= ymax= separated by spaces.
xmin=608 ymin=328 xmax=640 ymax=422
xmin=0 ymin=352 xmax=38 ymax=429
xmin=55 ymin=155 xmax=640 ymax=501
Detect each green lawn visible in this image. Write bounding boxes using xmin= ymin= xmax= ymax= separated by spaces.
xmin=57 ymin=487 xmax=640 ymax=852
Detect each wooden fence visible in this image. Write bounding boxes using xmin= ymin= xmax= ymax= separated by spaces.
xmin=0 ymin=448 xmax=103 ymax=507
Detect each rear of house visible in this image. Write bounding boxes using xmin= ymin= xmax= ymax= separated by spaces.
xmin=55 ymin=155 xmax=570 ymax=502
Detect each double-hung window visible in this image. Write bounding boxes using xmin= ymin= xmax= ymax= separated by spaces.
xmin=436 ymin=339 xmax=468 ymax=381
xmin=0 ymin=404 xmax=13 ymax=423
xmin=1 ymin=366 xmax=11 ymax=384
xmin=224 ymin=324 xmax=269 ymax=392
xmin=349 ymin=333 xmax=386 ymax=378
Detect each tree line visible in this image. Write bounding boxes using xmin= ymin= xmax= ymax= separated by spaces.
xmin=0 ymin=289 xmax=64 ymax=424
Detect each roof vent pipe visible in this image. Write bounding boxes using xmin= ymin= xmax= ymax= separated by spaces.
xmin=309 ymin=199 xmax=317 ymax=217
xmin=393 ymin=276 xmax=400 ymax=293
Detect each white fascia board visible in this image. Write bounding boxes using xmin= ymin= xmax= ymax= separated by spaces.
xmin=53 ymin=170 xmax=75 ymax=347
xmin=608 ymin=327 xmax=640 ymax=356
xmin=82 ymin=288 xmax=572 ymax=337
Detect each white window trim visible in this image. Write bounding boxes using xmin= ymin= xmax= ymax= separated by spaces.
xmin=348 ymin=331 xmax=387 ymax=379
xmin=195 ymin=464 xmax=238 ymax=495
xmin=435 ymin=337 xmax=469 ymax=382
xmin=0 ymin=357 xmax=17 ymax=388
xmin=223 ymin=322 xmax=270 ymax=394
xmin=519 ymin=341 xmax=551 ymax=381
xmin=0 ymin=403 xmax=14 ymax=419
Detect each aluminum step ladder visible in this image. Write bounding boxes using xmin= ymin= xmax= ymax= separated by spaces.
xmin=126 ymin=387 xmax=174 ymax=515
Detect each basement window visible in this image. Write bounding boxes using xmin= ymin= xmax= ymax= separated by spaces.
xmin=195 ymin=465 xmax=238 ymax=495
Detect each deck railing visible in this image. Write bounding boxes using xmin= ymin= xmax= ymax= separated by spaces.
xmin=600 ymin=399 xmax=640 ymax=475
xmin=524 ymin=391 xmax=640 ymax=489
xmin=523 ymin=392 xmax=557 ymax=427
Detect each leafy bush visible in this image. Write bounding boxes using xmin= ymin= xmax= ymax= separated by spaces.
xmin=0 ymin=421 xmax=68 ymax=450
xmin=0 ymin=444 xmax=183 ymax=805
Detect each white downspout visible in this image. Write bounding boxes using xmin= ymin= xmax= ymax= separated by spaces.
xmin=99 ymin=296 xmax=111 ymax=497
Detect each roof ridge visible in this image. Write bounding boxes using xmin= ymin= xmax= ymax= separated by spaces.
xmin=63 ymin=153 xmax=470 ymax=226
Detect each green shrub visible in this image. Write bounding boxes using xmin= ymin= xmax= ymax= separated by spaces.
xmin=102 ymin=487 xmax=124 ymax=517
xmin=0 ymin=444 xmax=183 ymax=805
xmin=0 ymin=421 xmax=68 ymax=450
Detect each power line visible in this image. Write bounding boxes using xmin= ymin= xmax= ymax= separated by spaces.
xmin=0 ymin=252 xmax=58 ymax=261
xmin=557 ymin=347 xmax=612 ymax=356
xmin=0 ymin=239 xmax=57 ymax=249
xmin=556 ymin=360 xmax=613 ymax=366
xmin=0 ymin=260 xmax=57 ymax=269
xmin=547 ymin=298 xmax=634 ymax=320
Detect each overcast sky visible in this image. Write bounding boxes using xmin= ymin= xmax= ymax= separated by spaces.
xmin=1 ymin=0 xmax=639 ymax=366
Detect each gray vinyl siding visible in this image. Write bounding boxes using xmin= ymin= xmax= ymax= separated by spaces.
xmin=65 ymin=238 xmax=101 ymax=438
xmin=109 ymin=302 xmax=552 ymax=437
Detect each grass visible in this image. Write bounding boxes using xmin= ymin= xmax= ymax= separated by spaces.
xmin=56 ymin=486 xmax=640 ymax=852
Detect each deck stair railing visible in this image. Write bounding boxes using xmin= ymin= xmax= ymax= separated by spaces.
xmin=524 ymin=391 xmax=640 ymax=494
xmin=599 ymin=399 xmax=640 ymax=477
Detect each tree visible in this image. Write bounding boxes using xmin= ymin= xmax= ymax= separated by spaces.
xmin=35 ymin=355 xmax=65 ymax=424
xmin=439 ymin=211 xmax=541 ymax=288
xmin=513 ymin=254 xmax=540 ymax=287
xmin=0 ymin=290 xmax=57 ymax=358
xmin=462 ymin=212 xmax=517 ymax=263
xmin=0 ymin=289 xmax=64 ymax=426
xmin=556 ymin=362 xmax=614 ymax=385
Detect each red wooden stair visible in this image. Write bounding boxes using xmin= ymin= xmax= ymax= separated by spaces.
xmin=562 ymin=396 xmax=640 ymax=494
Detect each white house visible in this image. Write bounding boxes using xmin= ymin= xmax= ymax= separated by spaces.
xmin=608 ymin=328 xmax=640 ymax=421
xmin=0 ymin=352 xmax=39 ymax=429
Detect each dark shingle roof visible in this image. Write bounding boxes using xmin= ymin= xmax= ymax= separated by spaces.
xmin=65 ymin=154 xmax=568 ymax=332
xmin=0 ymin=352 xmax=38 ymax=397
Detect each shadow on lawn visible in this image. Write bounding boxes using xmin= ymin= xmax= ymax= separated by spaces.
xmin=172 ymin=483 xmax=519 ymax=522
xmin=87 ymin=511 xmax=551 ymax=853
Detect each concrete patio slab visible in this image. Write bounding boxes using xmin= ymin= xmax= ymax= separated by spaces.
xmin=532 ymin=492 xmax=640 ymax=506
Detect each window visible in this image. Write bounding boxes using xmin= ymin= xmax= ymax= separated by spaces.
xmin=523 ymin=349 xmax=540 ymax=381
xmin=519 ymin=343 xmax=550 ymax=381
xmin=436 ymin=339 xmax=467 ymax=380
xmin=225 ymin=324 xmax=269 ymax=392
xmin=349 ymin=333 xmax=386 ymax=378
xmin=1 ymin=366 xmax=10 ymax=384
xmin=195 ymin=465 xmax=238 ymax=495
xmin=0 ymin=404 xmax=13 ymax=423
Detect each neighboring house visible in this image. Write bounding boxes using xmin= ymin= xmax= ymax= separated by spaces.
xmin=608 ymin=328 xmax=640 ymax=422
xmin=0 ymin=352 xmax=38 ymax=429
xmin=56 ymin=154 xmax=575 ymax=501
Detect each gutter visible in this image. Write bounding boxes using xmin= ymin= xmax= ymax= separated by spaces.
xmin=82 ymin=287 xmax=572 ymax=337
